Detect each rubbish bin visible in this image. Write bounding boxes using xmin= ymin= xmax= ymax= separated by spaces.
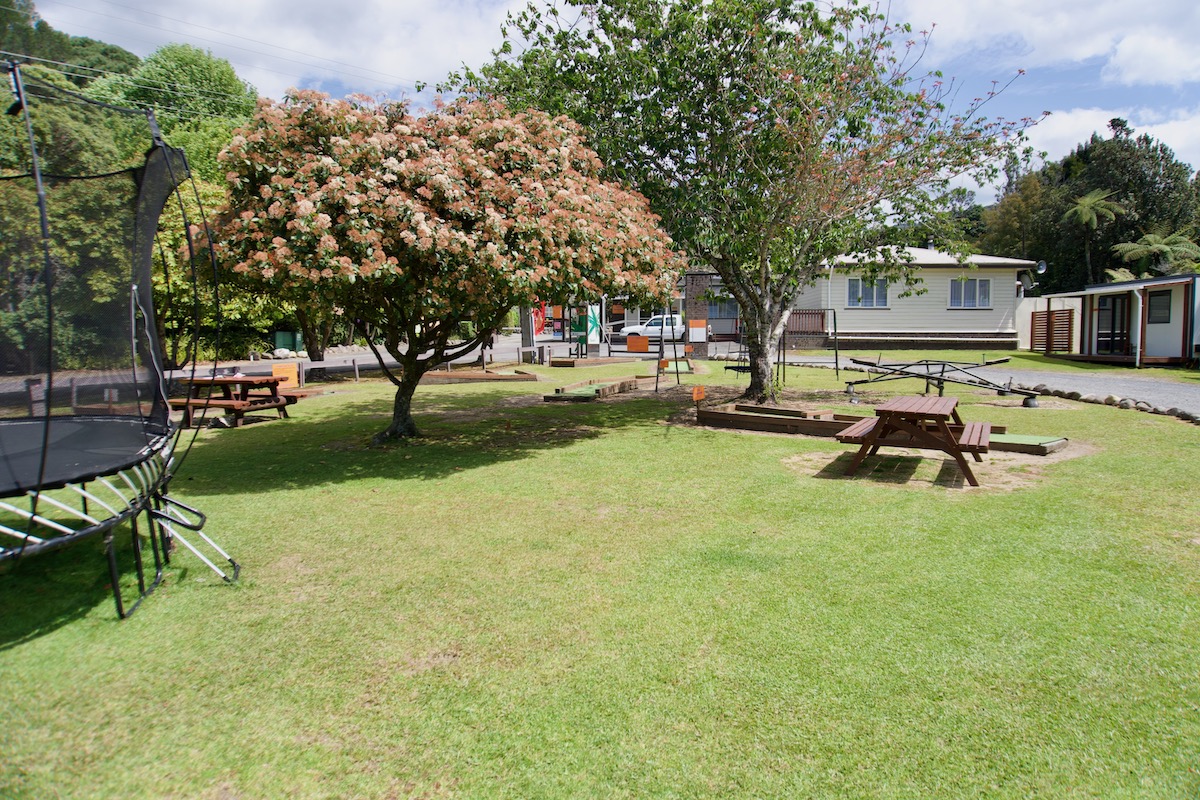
xmin=273 ymin=331 xmax=301 ymax=351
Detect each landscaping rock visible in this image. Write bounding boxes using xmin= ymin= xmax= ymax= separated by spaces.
xmin=1104 ymin=395 xmax=1120 ymax=405
xmin=1118 ymin=399 xmax=1135 ymax=409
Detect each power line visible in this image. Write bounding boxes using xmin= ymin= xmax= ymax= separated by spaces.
xmin=1 ymin=49 xmax=255 ymax=110
xmin=32 ymin=0 xmax=424 ymax=93
xmin=79 ymin=0 xmax=423 ymax=87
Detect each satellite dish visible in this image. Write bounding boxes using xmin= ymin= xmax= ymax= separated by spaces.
xmin=1036 ymin=260 xmax=1048 ymax=275
xmin=1019 ymin=273 xmax=1035 ymax=292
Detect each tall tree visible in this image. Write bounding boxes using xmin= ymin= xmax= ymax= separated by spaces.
xmin=208 ymin=91 xmax=683 ymax=440
xmin=455 ymin=0 xmax=1034 ymax=402
xmin=1060 ymin=189 xmax=1124 ymax=284
xmin=85 ymin=43 xmax=255 ymax=134
xmin=1111 ymin=227 xmax=1200 ymax=276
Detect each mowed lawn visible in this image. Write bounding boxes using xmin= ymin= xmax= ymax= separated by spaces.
xmin=2 ymin=361 xmax=1199 ymax=798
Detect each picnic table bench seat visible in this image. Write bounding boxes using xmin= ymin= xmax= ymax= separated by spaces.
xmin=956 ymin=421 xmax=991 ymax=453
xmin=168 ymin=394 xmax=290 ymax=428
xmin=834 ymin=416 xmax=878 ymax=444
xmin=835 ymin=416 xmax=992 ymax=453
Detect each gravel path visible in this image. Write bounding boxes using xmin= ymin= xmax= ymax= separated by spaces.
xmin=973 ymin=366 xmax=1200 ymax=417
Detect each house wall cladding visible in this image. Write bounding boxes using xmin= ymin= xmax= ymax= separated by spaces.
xmin=811 ymin=268 xmax=1020 ymax=335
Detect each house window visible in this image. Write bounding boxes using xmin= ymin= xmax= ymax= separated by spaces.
xmin=1148 ymin=290 xmax=1171 ymax=324
xmin=848 ymin=278 xmax=888 ymax=308
xmin=707 ymin=297 xmax=740 ymax=319
xmin=950 ymin=277 xmax=991 ymax=309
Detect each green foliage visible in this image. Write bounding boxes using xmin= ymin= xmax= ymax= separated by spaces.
xmin=163 ymin=116 xmax=242 ymax=183
xmin=0 ymin=67 xmax=150 ymax=372
xmin=84 ymin=43 xmax=256 ymax=133
xmin=456 ymin=0 xmax=1036 ymax=402
xmin=1 ymin=2 xmax=138 ymax=88
xmin=977 ymin=120 xmax=1199 ymax=293
xmin=152 ymin=177 xmax=288 ymax=367
xmin=1110 ymin=226 xmax=1200 ymax=276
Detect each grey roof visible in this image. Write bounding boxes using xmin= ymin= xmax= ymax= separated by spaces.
xmin=832 ymin=246 xmax=1036 ymax=269
xmin=1043 ymin=273 xmax=1200 ymax=299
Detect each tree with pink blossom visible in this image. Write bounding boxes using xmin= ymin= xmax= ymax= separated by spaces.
xmin=207 ymin=92 xmax=684 ymax=440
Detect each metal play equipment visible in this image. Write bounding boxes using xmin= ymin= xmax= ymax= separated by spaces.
xmin=844 ymin=356 xmax=1040 ymax=407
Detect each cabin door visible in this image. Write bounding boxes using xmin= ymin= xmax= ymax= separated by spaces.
xmin=1096 ymin=295 xmax=1130 ymax=355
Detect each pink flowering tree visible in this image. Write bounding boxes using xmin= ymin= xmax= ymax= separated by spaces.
xmin=208 ymin=92 xmax=683 ymax=440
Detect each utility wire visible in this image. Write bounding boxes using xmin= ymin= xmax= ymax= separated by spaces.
xmin=1 ymin=50 xmax=254 ymax=110
xmin=28 ymin=0 xmax=423 ymax=92
xmin=69 ymin=0 xmax=422 ymax=87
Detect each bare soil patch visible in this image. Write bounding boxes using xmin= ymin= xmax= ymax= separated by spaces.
xmin=782 ymin=440 xmax=1097 ymax=491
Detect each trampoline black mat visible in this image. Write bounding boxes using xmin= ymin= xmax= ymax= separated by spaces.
xmin=0 ymin=417 xmax=169 ymax=496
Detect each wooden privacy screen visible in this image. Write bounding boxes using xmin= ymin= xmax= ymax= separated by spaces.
xmin=1032 ymin=309 xmax=1074 ymax=353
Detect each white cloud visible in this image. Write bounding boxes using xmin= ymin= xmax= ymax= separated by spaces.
xmin=1022 ymin=105 xmax=1200 ymax=172
xmin=36 ymin=0 xmax=522 ymax=101
xmin=1105 ymin=31 xmax=1200 ymax=87
xmin=895 ymin=0 xmax=1200 ymax=86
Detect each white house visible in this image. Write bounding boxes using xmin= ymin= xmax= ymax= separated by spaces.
xmin=1040 ymin=274 xmax=1200 ymax=366
xmin=790 ymin=247 xmax=1037 ymax=349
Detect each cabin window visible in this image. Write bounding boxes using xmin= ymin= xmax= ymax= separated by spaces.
xmin=1147 ymin=290 xmax=1171 ymax=324
xmin=950 ymin=277 xmax=991 ymax=309
xmin=707 ymin=296 xmax=740 ymax=319
xmin=848 ymin=278 xmax=888 ymax=308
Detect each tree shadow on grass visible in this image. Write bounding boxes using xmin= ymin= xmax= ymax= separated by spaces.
xmin=0 ymin=535 xmax=132 ymax=649
xmin=170 ymin=385 xmax=683 ymax=498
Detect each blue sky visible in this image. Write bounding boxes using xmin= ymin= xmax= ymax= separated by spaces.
xmin=35 ymin=0 xmax=1200 ymax=202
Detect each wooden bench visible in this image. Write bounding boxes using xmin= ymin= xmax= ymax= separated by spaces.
xmin=834 ymin=416 xmax=878 ymax=444
xmin=168 ymin=395 xmax=290 ymax=428
xmin=836 ymin=417 xmax=991 ymax=454
xmin=956 ymin=421 xmax=991 ymax=454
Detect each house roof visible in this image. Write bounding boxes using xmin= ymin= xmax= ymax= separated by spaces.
xmin=1043 ymin=273 xmax=1200 ymax=299
xmin=832 ymin=246 xmax=1036 ymax=270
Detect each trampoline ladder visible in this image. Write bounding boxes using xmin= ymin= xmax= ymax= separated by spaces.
xmin=152 ymin=495 xmax=240 ymax=583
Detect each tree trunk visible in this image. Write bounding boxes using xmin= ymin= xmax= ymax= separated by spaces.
xmin=295 ymin=307 xmax=333 ymax=379
xmin=373 ymin=368 xmax=423 ymax=443
xmin=742 ymin=304 xmax=785 ymax=403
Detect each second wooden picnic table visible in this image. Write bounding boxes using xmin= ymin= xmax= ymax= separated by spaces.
xmin=171 ymin=374 xmax=294 ymax=428
xmin=836 ymin=395 xmax=991 ymax=487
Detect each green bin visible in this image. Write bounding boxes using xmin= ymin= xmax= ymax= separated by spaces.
xmin=273 ymin=331 xmax=302 ymax=351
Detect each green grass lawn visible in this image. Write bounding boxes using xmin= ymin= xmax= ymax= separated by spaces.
xmin=2 ymin=362 xmax=1199 ymax=798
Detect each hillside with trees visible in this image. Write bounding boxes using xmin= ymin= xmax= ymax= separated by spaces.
xmin=977 ymin=119 xmax=1199 ymax=293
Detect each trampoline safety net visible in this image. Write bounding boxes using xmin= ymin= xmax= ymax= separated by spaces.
xmin=0 ymin=63 xmax=238 ymax=619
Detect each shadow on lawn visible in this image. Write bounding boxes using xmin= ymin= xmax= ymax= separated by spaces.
xmin=814 ymin=451 xmax=968 ymax=488
xmin=0 ymin=536 xmax=119 ymax=649
xmin=171 ymin=385 xmax=682 ymax=498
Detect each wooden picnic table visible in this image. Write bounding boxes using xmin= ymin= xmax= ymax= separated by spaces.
xmin=170 ymin=375 xmax=295 ymax=428
xmin=835 ymin=395 xmax=991 ymax=487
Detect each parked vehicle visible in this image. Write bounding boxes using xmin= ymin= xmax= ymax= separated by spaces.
xmin=620 ymin=314 xmax=686 ymax=340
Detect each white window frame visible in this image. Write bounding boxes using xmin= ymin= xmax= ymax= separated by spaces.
xmin=847 ymin=277 xmax=889 ymax=308
xmin=950 ymin=277 xmax=991 ymax=309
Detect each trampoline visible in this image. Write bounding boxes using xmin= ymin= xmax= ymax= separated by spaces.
xmin=0 ymin=62 xmax=238 ymax=617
